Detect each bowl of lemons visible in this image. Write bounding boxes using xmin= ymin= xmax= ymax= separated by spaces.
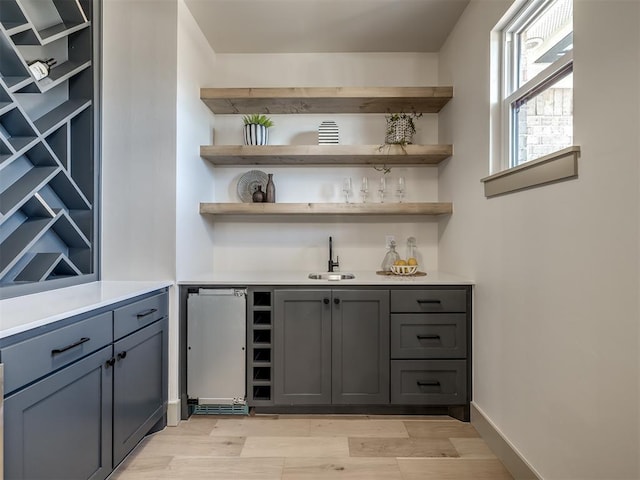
xmin=390 ymin=258 xmax=418 ymax=275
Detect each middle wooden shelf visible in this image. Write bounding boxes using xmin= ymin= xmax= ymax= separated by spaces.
xmin=200 ymin=144 xmax=452 ymax=166
xmin=199 ymin=202 xmax=453 ymax=216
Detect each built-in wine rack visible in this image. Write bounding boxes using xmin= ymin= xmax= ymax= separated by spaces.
xmin=0 ymin=0 xmax=98 ymax=294
xmin=247 ymin=288 xmax=274 ymax=405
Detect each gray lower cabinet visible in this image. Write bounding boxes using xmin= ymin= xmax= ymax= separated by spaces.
xmin=274 ymin=289 xmax=389 ymax=405
xmin=331 ymin=290 xmax=389 ymax=404
xmin=113 ymin=319 xmax=168 ymax=466
xmin=4 ymin=346 xmax=113 ymax=480
xmin=274 ymin=290 xmax=331 ymax=404
xmin=389 ymin=288 xmax=471 ymax=418
xmin=1 ymin=289 xmax=169 ymax=480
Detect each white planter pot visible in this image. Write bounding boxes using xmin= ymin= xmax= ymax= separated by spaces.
xmin=243 ymin=124 xmax=269 ymax=145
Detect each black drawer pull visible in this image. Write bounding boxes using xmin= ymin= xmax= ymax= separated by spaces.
xmin=416 ymin=299 xmax=442 ymax=305
xmin=417 ymin=334 xmax=441 ymax=340
xmin=51 ymin=337 xmax=90 ymax=355
xmin=105 ymin=358 xmax=116 ymax=368
xmin=417 ymin=380 xmax=441 ymax=387
xmin=117 ymin=351 xmax=127 ymax=360
xmin=136 ymin=308 xmax=158 ymax=319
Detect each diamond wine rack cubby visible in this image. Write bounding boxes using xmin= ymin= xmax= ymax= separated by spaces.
xmin=0 ymin=0 xmax=98 ymax=291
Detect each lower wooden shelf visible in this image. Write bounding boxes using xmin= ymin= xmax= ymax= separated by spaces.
xmin=199 ymin=202 xmax=453 ymax=216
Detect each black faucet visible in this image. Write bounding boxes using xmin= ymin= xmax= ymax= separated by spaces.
xmin=328 ymin=236 xmax=340 ymax=272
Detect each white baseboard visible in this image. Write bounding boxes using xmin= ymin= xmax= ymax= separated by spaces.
xmin=471 ymin=402 xmax=543 ymax=480
xmin=167 ymin=399 xmax=181 ymax=426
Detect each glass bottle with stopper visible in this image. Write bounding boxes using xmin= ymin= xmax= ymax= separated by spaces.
xmin=406 ymin=236 xmax=420 ymax=268
xmin=381 ymin=240 xmax=400 ymax=272
xmin=406 ymin=236 xmax=417 ymax=260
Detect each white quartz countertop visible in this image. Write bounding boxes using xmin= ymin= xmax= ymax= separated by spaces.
xmin=0 ymin=281 xmax=173 ymax=340
xmin=180 ymin=270 xmax=474 ymax=286
xmin=0 ymin=272 xmax=472 ymax=340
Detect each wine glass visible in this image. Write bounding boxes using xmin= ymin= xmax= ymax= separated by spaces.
xmin=342 ymin=177 xmax=352 ymax=203
xmin=360 ymin=177 xmax=369 ymax=203
xmin=378 ymin=176 xmax=386 ymax=203
xmin=396 ymin=176 xmax=406 ymax=203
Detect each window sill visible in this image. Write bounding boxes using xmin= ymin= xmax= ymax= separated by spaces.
xmin=482 ymin=146 xmax=580 ymax=198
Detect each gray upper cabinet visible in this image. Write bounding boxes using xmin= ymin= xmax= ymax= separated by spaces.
xmin=273 ymin=288 xmax=389 ymax=406
xmin=0 ymin=0 xmax=99 ymax=296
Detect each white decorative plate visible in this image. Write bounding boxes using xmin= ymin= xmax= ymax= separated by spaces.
xmin=237 ymin=170 xmax=268 ymax=202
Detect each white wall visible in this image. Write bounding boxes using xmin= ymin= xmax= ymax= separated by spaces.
xmin=176 ymin=1 xmax=217 ymax=280
xmin=438 ymin=1 xmax=640 ymax=478
xmin=192 ymin=53 xmax=443 ymax=276
xmin=102 ymin=0 xmax=180 ymax=420
xmin=101 ymin=0 xmax=178 ymax=281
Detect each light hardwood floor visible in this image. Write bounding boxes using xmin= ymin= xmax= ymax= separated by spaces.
xmin=110 ymin=415 xmax=514 ymax=480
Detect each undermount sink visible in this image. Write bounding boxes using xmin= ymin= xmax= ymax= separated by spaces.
xmin=308 ymin=272 xmax=356 ymax=281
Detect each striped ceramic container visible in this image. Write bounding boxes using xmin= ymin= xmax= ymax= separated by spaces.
xmin=244 ymin=124 xmax=269 ymax=145
xmin=318 ymin=120 xmax=339 ymax=144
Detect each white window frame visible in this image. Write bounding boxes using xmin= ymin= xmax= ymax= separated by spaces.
xmin=485 ymin=0 xmax=579 ymax=197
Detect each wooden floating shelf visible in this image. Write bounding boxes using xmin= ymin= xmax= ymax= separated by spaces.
xmin=200 ymin=87 xmax=453 ymax=114
xmin=200 ymin=144 xmax=452 ymax=166
xmin=199 ymin=202 xmax=453 ymax=216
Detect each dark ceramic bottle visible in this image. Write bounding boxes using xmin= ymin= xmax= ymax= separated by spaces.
xmin=252 ymin=185 xmax=265 ymax=203
xmin=265 ymin=173 xmax=276 ymax=203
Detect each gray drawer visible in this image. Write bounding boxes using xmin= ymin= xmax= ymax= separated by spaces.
xmin=391 ymin=289 xmax=467 ymax=313
xmin=390 ymin=360 xmax=467 ymax=405
xmin=1 ymin=312 xmax=112 ymax=395
xmin=391 ymin=314 xmax=466 ymax=359
xmin=114 ymin=293 xmax=167 ymax=340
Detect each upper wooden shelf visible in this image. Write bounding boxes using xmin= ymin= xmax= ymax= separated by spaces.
xmin=199 ymin=202 xmax=453 ymax=216
xmin=200 ymin=144 xmax=452 ymax=166
xmin=200 ymin=87 xmax=453 ymax=114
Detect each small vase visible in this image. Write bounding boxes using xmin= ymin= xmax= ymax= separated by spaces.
xmin=252 ymin=185 xmax=265 ymax=203
xmin=265 ymin=174 xmax=276 ymax=203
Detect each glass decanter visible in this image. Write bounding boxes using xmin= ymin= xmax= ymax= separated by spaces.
xmin=381 ymin=240 xmax=400 ymax=272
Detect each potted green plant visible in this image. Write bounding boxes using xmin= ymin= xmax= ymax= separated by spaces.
xmin=243 ymin=114 xmax=274 ymax=145
xmin=384 ymin=112 xmax=422 ymax=145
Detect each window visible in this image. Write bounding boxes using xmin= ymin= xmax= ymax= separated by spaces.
xmin=485 ymin=0 xmax=578 ymax=197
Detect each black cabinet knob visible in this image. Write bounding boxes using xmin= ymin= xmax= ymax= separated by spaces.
xmin=105 ymin=358 xmax=116 ymax=368
xmin=117 ymin=351 xmax=127 ymax=360
xmin=334 ymin=298 xmax=340 ymax=305
xmin=323 ymin=298 xmax=330 ymax=304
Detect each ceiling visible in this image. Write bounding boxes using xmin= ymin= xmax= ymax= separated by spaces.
xmin=184 ymin=0 xmax=471 ymax=54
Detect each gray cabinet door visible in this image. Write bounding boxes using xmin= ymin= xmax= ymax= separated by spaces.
xmin=113 ymin=319 xmax=167 ymax=467
xmin=332 ymin=290 xmax=390 ymax=404
xmin=4 ymin=346 xmax=113 ymax=480
xmin=274 ymin=290 xmax=331 ymax=405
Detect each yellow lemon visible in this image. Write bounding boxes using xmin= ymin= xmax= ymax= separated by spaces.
xmin=395 ymin=259 xmax=407 ymax=266
xmin=407 ymin=258 xmax=418 ymax=266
